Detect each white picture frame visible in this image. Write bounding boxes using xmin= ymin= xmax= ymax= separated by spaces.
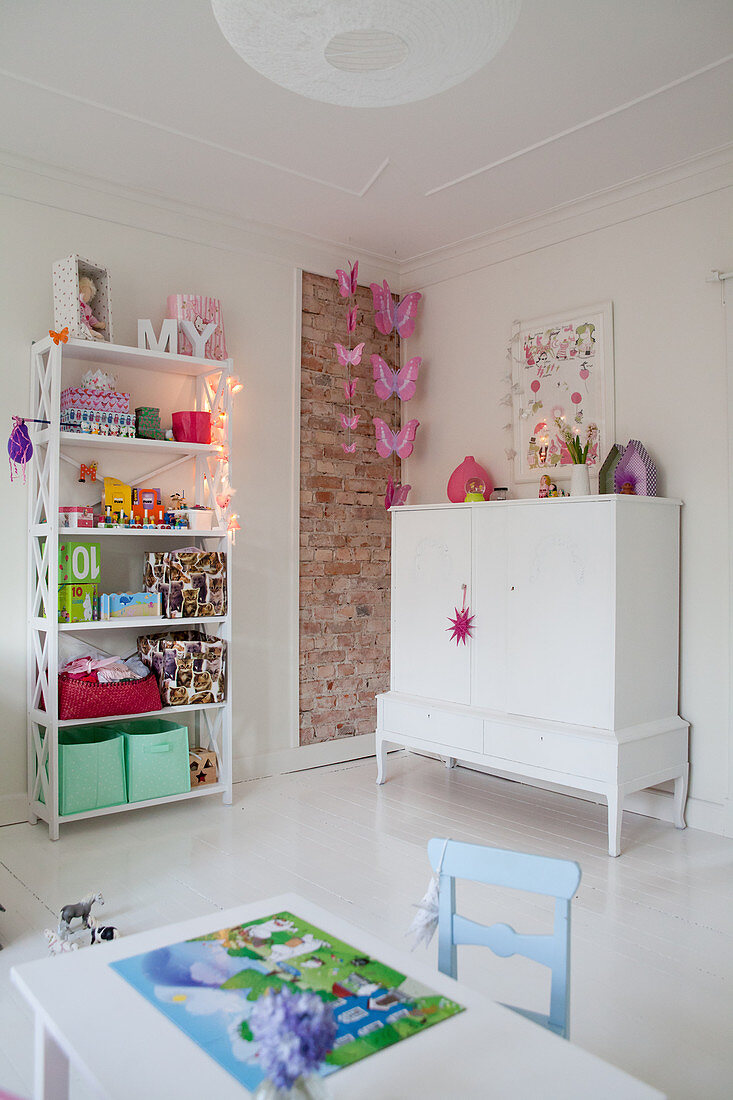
xmin=510 ymin=301 xmax=615 ymax=485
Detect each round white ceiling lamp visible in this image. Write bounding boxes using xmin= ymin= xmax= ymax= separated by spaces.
xmin=210 ymin=1 xmax=522 ymax=108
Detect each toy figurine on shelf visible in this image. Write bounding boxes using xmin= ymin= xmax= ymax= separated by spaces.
xmin=539 ymin=474 xmax=551 ymax=498
xmin=78 ymin=275 xmax=106 ymax=340
xmin=58 ymin=890 xmax=104 ymax=941
xmin=44 ymin=928 xmax=80 ymax=956
xmin=78 ymin=461 xmax=98 ymax=483
xmin=88 ymin=916 xmax=120 ymax=944
xmin=464 ymin=475 xmax=486 ymax=503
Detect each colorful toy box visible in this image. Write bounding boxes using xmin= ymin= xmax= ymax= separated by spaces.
xmin=59 ymin=506 xmax=94 ymax=529
xmin=167 ymin=295 xmax=227 ymax=361
xmin=189 ymin=747 xmax=218 ymax=787
xmin=104 ymin=478 xmax=132 ymax=521
xmin=131 ymin=488 xmax=164 ymax=525
xmin=58 ymin=582 xmax=99 ymax=623
xmin=135 ymin=407 xmax=164 ymax=440
xmin=138 ymin=631 xmax=227 ymax=706
xmin=52 ymin=254 xmax=114 ymax=343
xmin=100 ymin=592 xmax=162 ymax=620
xmin=61 ymin=388 xmax=130 ymax=414
xmin=59 ymin=540 xmax=100 ymax=584
xmin=143 ymin=549 xmax=227 ymax=618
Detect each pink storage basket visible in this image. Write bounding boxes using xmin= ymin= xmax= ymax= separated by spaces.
xmin=58 ymin=672 xmax=162 ymax=720
xmin=172 ymin=411 xmax=211 ymax=444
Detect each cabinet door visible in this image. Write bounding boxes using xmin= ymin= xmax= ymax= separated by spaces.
xmin=506 ymin=501 xmax=614 ymax=728
xmin=471 ymin=506 xmax=508 ymax=710
xmin=391 ymin=508 xmax=472 ymax=704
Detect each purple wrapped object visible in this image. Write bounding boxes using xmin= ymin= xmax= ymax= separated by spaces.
xmin=614 ymin=439 xmax=658 ymax=496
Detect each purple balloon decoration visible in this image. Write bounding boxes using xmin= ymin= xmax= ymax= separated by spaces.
xmin=8 ymin=417 xmax=33 ymax=483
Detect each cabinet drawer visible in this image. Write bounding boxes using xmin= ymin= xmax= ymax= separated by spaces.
xmin=483 ymin=720 xmax=615 ymax=781
xmin=383 ymin=699 xmax=483 ymax=753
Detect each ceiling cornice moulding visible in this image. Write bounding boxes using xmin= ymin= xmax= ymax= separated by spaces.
xmin=0 ymin=150 xmax=401 ymax=282
xmin=401 ymin=144 xmax=733 ymax=287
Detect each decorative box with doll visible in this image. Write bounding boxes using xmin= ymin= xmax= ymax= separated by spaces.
xmin=52 ymin=254 xmax=113 ymax=342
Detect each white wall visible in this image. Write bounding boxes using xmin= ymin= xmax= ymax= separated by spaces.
xmin=0 ymin=170 xmax=397 ymax=823
xmin=403 ymin=184 xmax=733 ymax=830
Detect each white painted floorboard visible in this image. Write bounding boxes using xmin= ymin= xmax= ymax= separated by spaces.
xmin=1 ymin=753 xmax=732 ymax=1099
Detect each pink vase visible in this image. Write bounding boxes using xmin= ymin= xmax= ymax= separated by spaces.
xmin=447 ymin=456 xmax=494 ymax=503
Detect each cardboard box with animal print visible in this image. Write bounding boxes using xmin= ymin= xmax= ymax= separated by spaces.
xmin=137 ymin=631 xmax=226 ymax=706
xmin=143 ymin=549 xmax=227 ymax=619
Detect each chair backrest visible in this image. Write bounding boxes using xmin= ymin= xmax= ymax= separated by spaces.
xmin=427 ymin=837 xmax=582 ymax=1039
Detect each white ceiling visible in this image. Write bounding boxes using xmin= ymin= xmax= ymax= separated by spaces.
xmin=1 ymin=1 xmax=731 ymax=262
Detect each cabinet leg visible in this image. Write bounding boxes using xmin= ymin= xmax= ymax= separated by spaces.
xmin=443 ymin=757 xmax=457 ymax=770
xmin=673 ymin=766 xmax=689 ymax=830
xmin=376 ymin=735 xmax=387 ymax=786
xmin=34 ymin=1013 xmax=69 ymax=1100
xmin=607 ymin=788 xmax=623 ymax=857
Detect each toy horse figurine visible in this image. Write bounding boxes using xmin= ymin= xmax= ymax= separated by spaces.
xmin=58 ymin=891 xmax=104 ymax=940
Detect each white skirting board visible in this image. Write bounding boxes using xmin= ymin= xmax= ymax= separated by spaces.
xmin=234 ymin=732 xmax=376 ymax=782
xmin=0 ymin=793 xmax=30 ymax=828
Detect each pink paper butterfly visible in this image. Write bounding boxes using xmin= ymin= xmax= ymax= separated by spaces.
xmin=385 ymin=475 xmax=411 ymax=510
xmin=340 ymin=413 xmax=360 ymax=430
xmin=370 ymin=280 xmax=422 ymax=339
xmin=371 ymin=354 xmax=422 ymax=402
xmin=342 ymin=442 xmax=357 ymax=454
xmin=346 ymin=306 xmax=357 ymax=333
xmin=336 ymin=260 xmax=358 ymax=298
xmin=373 ymin=417 xmax=420 ymax=459
xmin=334 ymin=342 xmax=365 ymax=367
xmin=344 ymin=380 xmax=357 ymax=401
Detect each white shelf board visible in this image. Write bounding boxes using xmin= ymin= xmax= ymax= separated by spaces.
xmin=31 ymin=782 xmax=227 ymax=825
xmin=32 ymin=524 xmax=227 ymax=538
xmin=36 ymin=615 xmax=227 ymax=632
xmin=35 ymin=336 xmax=232 ymax=378
xmin=29 ymin=702 xmax=226 ymax=728
xmin=57 ymin=431 xmax=223 ymax=458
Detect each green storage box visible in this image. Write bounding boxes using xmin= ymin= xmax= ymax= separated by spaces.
xmin=41 ymin=726 xmax=127 ymax=814
xmin=118 ymin=718 xmax=191 ymax=802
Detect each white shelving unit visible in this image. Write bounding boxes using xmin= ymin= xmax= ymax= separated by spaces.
xmin=27 ymin=336 xmax=234 ymax=839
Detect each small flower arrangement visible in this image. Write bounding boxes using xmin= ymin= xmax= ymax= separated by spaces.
xmin=250 ymin=988 xmax=337 ymax=1094
xmin=554 ymin=417 xmax=598 ymax=465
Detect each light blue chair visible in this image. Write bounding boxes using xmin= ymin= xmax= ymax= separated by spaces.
xmin=427 ymin=837 xmax=582 ymax=1039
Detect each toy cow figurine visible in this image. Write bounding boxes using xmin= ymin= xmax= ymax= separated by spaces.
xmin=88 ymin=916 xmax=120 ymax=945
xmin=58 ymin=891 xmax=104 ymax=940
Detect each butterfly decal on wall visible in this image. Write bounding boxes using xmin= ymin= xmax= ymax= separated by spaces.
xmin=336 ymin=260 xmax=358 ymax=298
xmin=371 ymin=354 xmax=422 ymax=402
xmin=370 ymin=281 xmax=422 ymax=339
xmin=49 ymin=327 xmax=69 ymax=345
xmin=343 ymin=380 xmax=357 ymax=401
xmin=334 ymin=342 xmax=365 ymax=367
xmin=342 ymin=442 xmax=357 ymax=454
xmin=373 ymin=417 xmax=420 ymax=459
xmin=384 ymin=475 xmax=411 ymax=510
xmin=340 ymin=413 xmax=360 ymax=431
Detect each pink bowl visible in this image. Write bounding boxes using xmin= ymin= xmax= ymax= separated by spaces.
xmin=172 ymin=411 xmax=211 ymax=444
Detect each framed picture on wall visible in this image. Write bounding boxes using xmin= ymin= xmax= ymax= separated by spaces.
xmin=510 ymin=301 xmax=615 ymax=484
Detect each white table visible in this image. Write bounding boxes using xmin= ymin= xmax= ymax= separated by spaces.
xmin=11 ymin=894 xmax=663 ymax=1099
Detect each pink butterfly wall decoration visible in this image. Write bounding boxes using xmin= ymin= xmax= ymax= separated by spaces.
xmin=384 ymin=475 xmax=411 ymax=510
xmin=371 ymin=354 xmax=422 ymax=402
xmin=370 ymin=280 xmax=422 ymax=339
xmin=336 ymin=260 xmax=358 ymax=298
xmin=334 ymin=342 xmax=365 ymax=367
xmin=343 ymin=380 xmax=357 ymax=401
xmin=346 ymin=306 xmax=357 ymax=333
xmin=340 ymin=413 xmax=360 ymax=430
xmin=373 ymin=417 xmax=420 ymax=459
xmin=342 ymin=442 xmax=357 ymax=454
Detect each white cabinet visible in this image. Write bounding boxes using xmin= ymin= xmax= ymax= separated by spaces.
xmin=377 ymin=497 xmax=689 ymax=856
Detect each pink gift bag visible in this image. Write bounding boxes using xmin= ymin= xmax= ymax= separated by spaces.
xmin=166 ymin=295 xmax=227 ymax=360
